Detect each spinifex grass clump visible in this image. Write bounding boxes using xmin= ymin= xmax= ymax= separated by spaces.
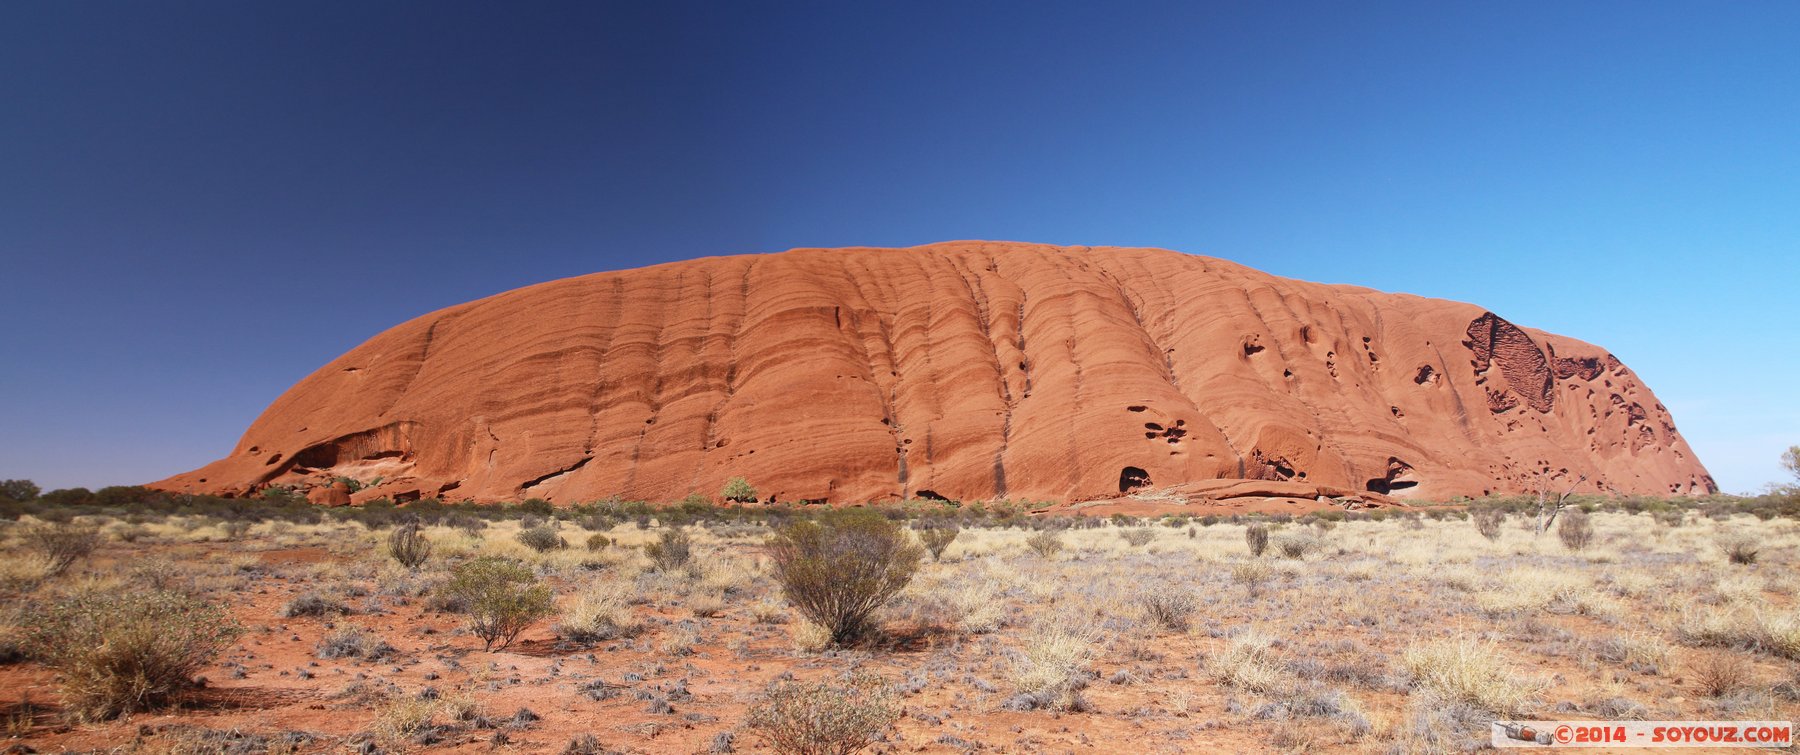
xmin=767 ymin=508 xmax=922 ymax=646
xmin=23 ymin=589 xmax=242 ymax=720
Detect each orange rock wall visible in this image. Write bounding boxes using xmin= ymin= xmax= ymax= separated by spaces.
xmin=153 ymin=242 xmax=1715 ymax=503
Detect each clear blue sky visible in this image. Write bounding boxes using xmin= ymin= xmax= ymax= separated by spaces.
xmin=2 ymin=1 xmax=1795 ymax=494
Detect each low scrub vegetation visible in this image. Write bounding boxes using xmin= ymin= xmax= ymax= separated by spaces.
xmin=0 ymin=477 xmax=1796 ymax=752
xmin=21 ymin=589 xmax=241 ymax=720
xmin=387 ymin=522 xmax=432 ymax=568
xmin=445 ymin=557 xmax=555 ymax=651
xmin=1402 ymin=637 xmax=1544 ymax=716
xmin=646 ymin=527 xmax=693 ymax=572
xmin=1245 ymin=523 xmax=1269 ymax=556
xmin=767 ymin=508 xmax=922 ymax=646
xmin=914 ymin=523 xmax=960 ymax=561
xmin=744 ymin=674 xmax=898 ymax=755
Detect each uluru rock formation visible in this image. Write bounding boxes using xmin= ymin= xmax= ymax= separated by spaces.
xmin=154 ymin=242 xmax=1715 ymax=505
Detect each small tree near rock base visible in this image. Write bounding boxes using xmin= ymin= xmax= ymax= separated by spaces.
xmin=721 ymin=476 xmax=758 ymax=504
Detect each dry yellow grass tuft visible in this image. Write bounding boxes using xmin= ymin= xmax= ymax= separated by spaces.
xmin=1402 ymin=637 xmax=1545 ymax=715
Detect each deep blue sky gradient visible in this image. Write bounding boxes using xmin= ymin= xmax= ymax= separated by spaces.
xmin=2 ymin=1 xmax=1796 ymax=493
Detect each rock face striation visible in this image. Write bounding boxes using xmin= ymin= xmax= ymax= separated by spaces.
xmin=155 ymin=242 xmax=1714 ymax=504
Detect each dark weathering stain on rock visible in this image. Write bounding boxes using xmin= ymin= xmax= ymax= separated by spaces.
xmin=1465 ymin=312 xmax=1553 ymax=414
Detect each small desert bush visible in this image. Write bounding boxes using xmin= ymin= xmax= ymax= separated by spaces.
xmin=1472 ymin=509 xmax=1505 ymax=541
xmin=1557 ymin=510 xmax=1594 ymax=551
xmin=768 ymin=508 xmax=922 ymax=646
xmin=1135 ymin=586 xmax=1199 ymax=631
xmin=282 ymin=592 xmax=351 ymax=618
xmin=1119 ymin=528 xmax=1155 ymax=547
xmin=1402 ymin=637 xmax=1544 ymax=715
xmin=516 ymin=524 xmax=567 ymax=553
xmin=1006 ymin=622 xmax=1096 ymax=711
xmin=1722 ymin=536 xmax=1760 ymax=565
xmin=915 ymin=524 xmax=960 ymax=561
xmin=387 ymin=523 xmax=433 ymax=569
xmin=554 ymin=581 xmax=643 ymax=642
xmin=316 ymin=625 xmax=396 ymax=661
xmin=1690 ymin=652 xmax=1751 ymax=697
xmin=1273 ymin=531 xmax=1323 ymax=559
xmin=1231 ymin=560 xmax=1273 ymax=594
xmin=1024 ymin=530 xmax=1062 ymax=558
xmin=445 ymin=557 xmax=555 ymax=651
xmin=26 ymin=522 xmax=101 ymax=576
xmin=22 ymin=589 xmax=242 ymax=720
xmin=585 ymin=533 xmax=611 ymax=552
xmin=646 ymin=528 xmax=693 ymax=572
xmin=744 ymin=673 xmax=899 ymax=755
xmin=1245 ymin=523 xmax=1269 ymax=557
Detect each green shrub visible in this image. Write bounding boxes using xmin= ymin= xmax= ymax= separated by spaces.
xmin=444 ymin=557 xmax=555 ymax=651
xmin=22 ymin=589 xmax=241 ymax=720
xmin=1245 ymin=523 xmax=1269 ymax=557
xmin=721 ymin=477 xmax=758 ymax=504
xmin=914 ymin=524 xmax=960 ymax=562
xmin=1025 ymin=531 xmax=1062 ymax=558
xmin=586 ymin=533 xmax=612 ymax=552
xmin=0 ymin=479 xmax=40 ymax=502
xmin=767 ymin=509 xmax=923 ymax=646
xmin=26 ymin=522 xmax=100 ymax=576
xmin=516 ymin=524 xmax=566 ymax=553
xmin=744 ymin=674 xmax=899 ymax=755
xmin=387 ymin=523 xmax=433 ymax=569
xmin=646 ymin=528 xmax=693 ymax=572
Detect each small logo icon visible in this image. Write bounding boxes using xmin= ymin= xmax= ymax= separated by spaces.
xmin=1497 ymin=721 xmax=1554 ymax=745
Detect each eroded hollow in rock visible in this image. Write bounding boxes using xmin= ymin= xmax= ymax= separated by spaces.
xmin=1118 ymin=466 xmax=1152 ymax=494
xmin=1365 ymin=457 xmax=1419 ymax=494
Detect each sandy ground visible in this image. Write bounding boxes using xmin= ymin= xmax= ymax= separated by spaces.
xmin=2 ymin=509 xmax=1797 ymax=753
